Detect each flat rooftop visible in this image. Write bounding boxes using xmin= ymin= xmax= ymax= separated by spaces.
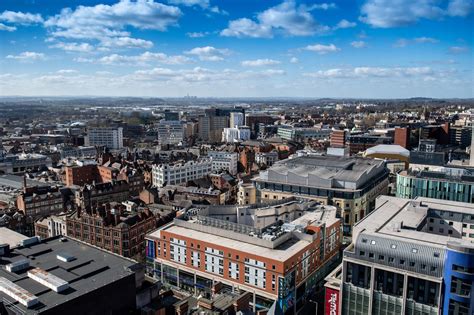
xmin=0 ymin=235 xmax=138 ymax=314
xmin=0 ymin=227 xmax=29 ymax=248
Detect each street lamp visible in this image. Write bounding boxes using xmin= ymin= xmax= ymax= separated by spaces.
xmin=309 ymin=299 xmax=318 ymax=315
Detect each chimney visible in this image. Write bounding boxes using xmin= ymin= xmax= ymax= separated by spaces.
xmin=23 ymin=174 xmax=27 ymax=193
xmin=114 ymin=213 xmax=121 ymax=225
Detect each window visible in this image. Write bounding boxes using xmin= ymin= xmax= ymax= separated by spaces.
xmin=369 ymin=252 xmax=374 ymax=258
xmin=370 ymin=240 xmax=376 ymax=245
xmin=359 ymin=251 xmax=365 ymax=256
xmin=400 ymin=259 xmax=405 ymax=265
xmin=388 ymin=257 xmax=394 ymax=263
xmin=412 ymin=248 xmax=418 ymax=253
xmin=378 ymin=255 xmax=385 ymax=260
xmin=409 ymin=262 xmax=415 ymax=267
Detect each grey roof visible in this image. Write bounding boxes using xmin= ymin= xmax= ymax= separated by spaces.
xmin=0 ymin=235 xmax=138 ymax=314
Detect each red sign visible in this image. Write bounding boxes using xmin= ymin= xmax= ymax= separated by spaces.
xmin=325 ymin=287 xmax=339 ymax=315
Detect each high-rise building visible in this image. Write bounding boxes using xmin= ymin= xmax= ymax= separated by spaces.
xmin=145 ymin=197 xmax=342 ymax=314
xmin=230 ymin=112 xmax=245 ymax=128
xmin=252 ymin=155 xmax=389 ymax=235
xmin=198 ymin=115 xmax=229 ymax=143
xmin=335 ymin=195 xmax=474 ymax=315
xmin=157 ymin=120 xmax=184 ymax=146
xmin=394 ymin=127 xmax=410 ymax=149
xmin=85 ymin=127 xmax=123 ymax=149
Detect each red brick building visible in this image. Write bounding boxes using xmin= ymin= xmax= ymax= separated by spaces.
xmin=394 ymin=127 xmax=410 ymax=149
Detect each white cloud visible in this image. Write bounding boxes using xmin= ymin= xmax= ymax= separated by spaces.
xmin=6 ymin=51 xmax=45 ymax=62
xmin=304 ymin=66 xmax=434 ymax=78
xmin=360 ymin=0 xmax=472 ymax=28
xmin=186 ymin=31 xmax=209 ymax=38
xmin=0 ymin=23 xmax=16 ymax=31
xmin=304 ymin=43 xmax=340 ymax=54
xmin=185 ymin=46 xmax=230 ymax=61
xmin=79 ymin=51 xmax=191 ymax=66
xmin=306 ymin=3 xmax=337 ymax=10
xmin=394 ymin=37 xmax=440 ymax=47
xmin=241 ymin=59 xmax=281 ymax=67
xmin=393 ymin=39 xmax=409 ymax=48
xmin=414 ymin=37 xmax=439 ymax=43
xmin=51 ymin=42 xmax=94 ymax=52
xmin=290 ymin=57 xmax=299 ymax=63
xmin=220 ymin=0 xmax=329 ymax=38
xmin=100 ymin=37 xmax=153 ymax=49
xmin=334 ymin=19 xmax=356 ymax=29
xmin=449 ymin=46 xmax=469 ymax=53
xmin=168 ymin=0 xmax=225 ymax=14
xmin=0 ymin=11 xmax=43 ymax=25
xmin=57 ymin=69 xmax=78 ymax=74
xmin=351 ymin=41 xmax=367 ymax=48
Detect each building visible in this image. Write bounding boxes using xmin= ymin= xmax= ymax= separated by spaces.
xmin=394 ymin=127 xmax=410 ymax=149
xmin=64 ymin=160 xmax=98 ymax=186
xmin=208 ymin=151 xmax=239 ymax=175
xmin=222 ymin=126 xmax=251 ymax=143
xmin=449 ymin=125 xmax=471 ymax=148
xmin=0 ymin=153 xmax=52 ymax=174
xmin=330 ymin=130 xmax=346 ymax=148
xmin=277 ymin=126 xmax=332 ymax=142
xmin=347 ymin=134 xmax=393 ymax=156
xmin=199 ymin=115 xmax=229 ymax=143
xmin=337 ymin=196 xmax=474 ymax=315
xmin=230 ymin=112 xmax=245 ymax=128
xmin=34 ymin=213 xmax=67 ymax=239
xmin=66 ymin=203 xmax=156 ymax=257
xmin=255 ymin=151 xmax=279 ymax=167
xmin=145 ymin=197 xmax=342 ymax=314
xmin=74 ymin=180 xmax=129 ymax=210
xmin=85 ymin=127 xmax=123 ymax=149
xmin=363 ymin=144 xmax=410 ymax=169
xmin=246 ymin=115 xmax=278 ymax=139
xmin=252 ymin=156 xmax=389 ymax=234
xmin=58 ymin=146 xmax=96 ymax=159
xmin=396 ymin=166 xmax=474 ymax=202
xmin=158 ymin=120 xmax=184 ymax=146
xmin=17 ymin=185 xmax=64 ymax=218
xmin=238 ymin=183 xmax=257 ymax=205
xmin=0 ymin=233 xmax=142 ymax=314
xmin=152 ymin=158 xmax=212 ymax=187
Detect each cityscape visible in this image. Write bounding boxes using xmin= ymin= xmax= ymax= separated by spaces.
xmin=0 ymin=1 xmax=473 ymax=315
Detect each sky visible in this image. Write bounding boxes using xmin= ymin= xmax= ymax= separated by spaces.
xmin=0 ymin=0 xmax=473 ymax=98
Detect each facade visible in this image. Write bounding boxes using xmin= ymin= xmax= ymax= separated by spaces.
xmin=145 ymin=198 xmax=342 ymax=314
xmin=330 ymin=130 xmax=346 ymax=148
xmin=34 ymin=213 xmax=67 ymax=239
xmin=363 ymin=144 xmax=410 ymax=169
xmin=277 ymin=126 xmax=332 ymax=141
xmin=252 ymin=156 xmax=389 ymax=234
xmin=230 ymin=112 xmax=245 ymax=128
xmin=338 ymin=196 xmax=474 ymax=315
xmin=347 ymin=135 xmax=393 ymax=156
xmin=0 ymin=153 xmax=52 ymax=174
xmin=17 ymin=186 xmax=64 ymax=218
xmin=396 ymin=167 xmax=474 ymax=203
xmin=199 ymin=115 xmax=229 ymax=143
xmin=238 ymin=183 xmax=257 ymax=205
xmin=255 ymin=151 xmax=279 ymax=167
xmin=74 ymin=180 xmax=129 ymax=210
xmin=222 ymin=127 xmax=251 ymax=143
xmin=152 ymin=158 xmax=212 ymax=187
xmin=208 ymin=151 xmax=239 ymax=175
xmin=66 ymin=203 xmax=156 ymax=257
xmin=157 ymin=120 xmax=184 ymax=146
xmin=85 ymin=127 xmax=123 ymax=149
xmin=394 ymin=127 xmax=410 ymax=149
xmin=449 ymin=125 xmax=471 ymax=148
xmin=0 ymin=234 xmax=141 ymax=314
xmin=64 ymin=161 xmax=98 ymax=186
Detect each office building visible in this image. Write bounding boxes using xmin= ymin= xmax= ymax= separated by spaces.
xmin=85 ymin=127 xmax=123 ymax=149
xmin=222 ymin=126 xmax=251 ymax=143
xmin=449 ymin=125 xmax=472 ymax=148
xmin=34 ymin=213 xmax=67 ymax=239
xmin=396 ymin=166 xmax=474 ymax=203
xmin=230 ymin=112 xmax=245 ymax=128
xmin=277 ymin=126 xmax=332 ymax=142
xmin=0 ymin=233 xmax=142 ymax=314
xmin=199 ymin=115 xmax=229 ymax=143
xmin=0 ymin=153 xmax=52 ymax=175
xmin=252 ymin=156 xmax=389 ymax=234
xmin=338 ymin=196 xmax=474 ymax=315
xmin=145 ymin=197 xmax=342 ymax=314
xmin=347 ymin=134 xmax=393 ymax=156
xmin=157 ymin=119 xmax=184 ymax=146
xmin=208 ymin=151 xmax=239 ymax=175
xmin=152 ymin=158 xmax=212 ymax=187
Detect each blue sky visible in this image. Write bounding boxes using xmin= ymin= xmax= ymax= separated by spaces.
xmin=0 ymin=0 xmax=472 ymax=98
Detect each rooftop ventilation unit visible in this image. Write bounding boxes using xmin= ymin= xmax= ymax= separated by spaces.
xmin=6 ymin=259 xmax=29 ymax=273
xmin=56 ymin=253 xmax=75 ymax=262
xmin=0 ymin=276 xmax=39 ymax=308
xmin=20 ymin=236 xmax=40 ymax=247
xmin=27 ymin=268 xmax=69 ymax=293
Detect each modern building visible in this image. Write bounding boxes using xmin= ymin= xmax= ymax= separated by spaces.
xmin=34 ymin=213 xmax=67 ymax=239
xmin=66 ymin=203 xmax=156 ymax=257
xmin=152 ymin=158 xmax=212 ymax=187
xmin=277 ymin=126 xmax=332 ymax=142
xmin=85 ymin=127 xmax=123 ymax=149
xmin=145 ymin=197 xmax=342 ymax=314
xmin=157 ymin=120 xmax=184 ymax=146
xmin=0 ymin=153 xmax=52 ymax=174
xmin=396 ymin=166 xmax=474 ymax=203
xmin=252 ymin=156 xmax=389 ymax=234
xmin=347 ymin=134 xmax=393 ymax=156
xmin=363 ymin=144 xmax=410 ymax=169
xmin=449 ymin=125 xmax=472 ymax=148
xmin=0 ymin=233 xmax=143 ymax=314
xmin=338 ymin=195 xmax=474 ymax=315
xmin=208 ymin=151 xmax=239 ymax=175
xmin=199 ymin=115 xmax=229 ymax=143
xmin=230 ymin=112 xmax=245 ymax=128
xmin=222 ymin=126 xmax=251 ymax=143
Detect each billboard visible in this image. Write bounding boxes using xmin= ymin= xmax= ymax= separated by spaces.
xmin=325 ymin=287 xmax=339 ymax=315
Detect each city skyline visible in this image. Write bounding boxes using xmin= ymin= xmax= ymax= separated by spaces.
xmin=0 ymin=0 xmax=473 ymax=98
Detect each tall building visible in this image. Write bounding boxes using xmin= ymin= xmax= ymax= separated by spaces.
xmin=336 ymin=196 xmax=474 ymax=315
xmin=396 ymin=166 xmax=474 ymax=202
xmin=252 ymin=156 xmax=389 ymax=234
xmin=198 ymin=115 xmax=229 ymax=143
xmin=152 ymin=158 xmax=212 ymax=187
xmin=208 ymin=151 xmax=239 ymax=175
xmin=230 ymin=112 xmax=245 ymax=128
xmin=449 ymin=125 xmax=472 ymax=148
xmin=0 ymin=233 xmax=142 ymax=314
xmin=157 ymin=120 xmax=184 ymax=146
xmin=330 ymin=130 xmax=346 ymax=148
xmin=394 ymin=127 xmax=410 ymax=149
xmin=145 ymin=197 xmax=342 ymax=314
xmin=85 ymin=127 xmax=123 ymax=149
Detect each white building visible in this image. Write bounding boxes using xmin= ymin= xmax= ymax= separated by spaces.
xmin=35 ymin=214 xmax=67 ymax=238
xmin=152 ymin=158 xmax=212 ymax=187
xmin=230 ymin=112 xmax=245 ymax=128
xmin=85 ymin=127 xmax=123 ymax=149
xmin=208 ymin=151 xmax=239 ymax=175
xmin=222 ymin=126 xmax=251 ymax=143
xmin=0 ymin=153 xmax=52 ymax=174
xmin=255 ymin=151 xmax=279 ymax=167
xmin=157 ymin=120 xmax=184 ymax=146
